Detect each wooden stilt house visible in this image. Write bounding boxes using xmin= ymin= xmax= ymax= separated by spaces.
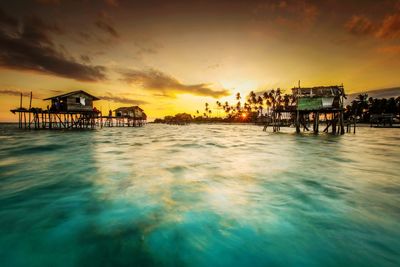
xmin=44 ymin=90 xmax=99 ymax=112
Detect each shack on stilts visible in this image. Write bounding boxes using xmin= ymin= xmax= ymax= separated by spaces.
xmin=11 ymin=90 xmax=100 ymax=129
xmin=10 ymin=90 xmax=147 ymax=129
xmin=264 ymin=85 xmax=355 ymax=134
xmin=101 ymin=106 xmax=147 ymax=127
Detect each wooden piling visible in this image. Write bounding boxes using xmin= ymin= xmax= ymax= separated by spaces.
xmin=28 ymin=92 xmax=32 ymax=129
xmin=340 ymin=110 xmax=345 ymax=135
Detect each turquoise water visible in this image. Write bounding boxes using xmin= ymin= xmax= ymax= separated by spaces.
xmin=0 ymin=123 xmax=399 ymax=267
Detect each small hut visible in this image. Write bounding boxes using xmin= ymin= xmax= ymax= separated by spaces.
xmin=44 ymin=90 xmax=99 ymax=112
xmin=291 ymin=85 xmax=346 ymax=134
xmin=265 ymin=85 xmax=349 ymax=134
xmin=114 ymin=106 xmax=144 ymax=118
xmin=113 ymin=106 xmax=147 ymax=126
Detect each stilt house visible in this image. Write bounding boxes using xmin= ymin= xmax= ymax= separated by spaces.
xmin=44 ymin=90 xmax=99 ymax=112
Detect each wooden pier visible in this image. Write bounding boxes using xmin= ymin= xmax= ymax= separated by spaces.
xmin=10 ymin=91 xmax=146 ymax=130
xmin=100 ymin=116 xmax=146 ymax=127
xmin=11 ymin=108 xmax=99 ymax=129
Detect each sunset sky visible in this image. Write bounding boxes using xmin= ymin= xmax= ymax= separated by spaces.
xmin=1 ymin=0 xmax=400 ymax=121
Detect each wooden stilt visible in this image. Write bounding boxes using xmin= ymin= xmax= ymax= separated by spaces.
xmin=28 ymin=92 xmax=32 ymax=129
xmin=296 ymin=110 xmax=300 ymax=133
xmin=332 ymin=113 xmax=337 ymax=135
xmin=315 ymin=112 xmax=319 ymax=133
xmin=340 ymin=110 xmax=345 ymax=135
xmin=19 ymin=93 xmax=23 ymax=128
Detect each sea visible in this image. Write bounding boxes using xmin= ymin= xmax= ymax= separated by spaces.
xmin=0 ymin=123 xmax=399 ymax=267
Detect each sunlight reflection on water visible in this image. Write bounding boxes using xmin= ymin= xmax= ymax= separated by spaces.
xmin=0 ymin=124 xmax=399 ymax=266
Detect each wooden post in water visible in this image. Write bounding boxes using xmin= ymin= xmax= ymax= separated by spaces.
xmin=332 ymin=113 xmax=337 ymax=135
xmin=340 ymin=110 xmax=345 ymax=135
xmin=19 ymin=93 xmax=22 ymax=128
xmin=49 ymin=112 xmax=52 ymax=129
xmin=312 ymin=112 xmax=316 ymax=133
xmin=28 ymin=91 xmax=32 ymax=129
xmin=296 ymin=110 xmax=300 ymax=133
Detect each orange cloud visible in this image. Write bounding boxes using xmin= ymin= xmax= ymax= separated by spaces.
xmin=121 ymin=69 xmax=230 ymax=98
xmin=375 ymin=13 xmax=400 ymax=39
xmin=98 ymin=93 xmax=148 ymax=105
xmin=377 ymin=45 xmax=400 ymax=54
xmin=345 ymin=15 xmax=375 ymax=35
xmin=253 ymin=0 xmax=319 ymax=30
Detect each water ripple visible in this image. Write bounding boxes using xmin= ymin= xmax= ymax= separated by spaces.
xmin=0 ymin=124 xmax=399 ymax=267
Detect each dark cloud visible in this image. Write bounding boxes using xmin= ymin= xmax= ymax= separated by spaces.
xmin=80 ymin=55 xmax=91 ymax=63
xmin=35 ymin=0 xmax=61 ymax=5
xmin=0 ymin=8 xmax=106 ymax=82
xmin=120 ymin=69 xmax=230 ymax=98
xmin=21 ymin=15 xmax=64 ymax=45
xmin=95 ymin=12 xmax=119 ymax=38
xmin=0 ymin=8 xmax=18 ymax=28
xmin=345 ymin=15 xmax=375 ymax=35
xmin=0 ymin=89 xmax=41 ymax=99
xmin=78 ymin=31 xmax=91 ymax=41
xmin=135 ymin=45 xmax=157 ymax=56
xmin=95 ymin=20 xmax=119 ymax=38
xmin=98 ymin=93 xmax=148 ymax=105
xmin=49 ymin=89 xmax=63 ymax=94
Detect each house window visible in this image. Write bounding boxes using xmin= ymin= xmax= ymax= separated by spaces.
xmin=76 ymin=97 xmax=80 ymax=103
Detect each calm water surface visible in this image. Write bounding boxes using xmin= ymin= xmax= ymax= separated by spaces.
xmin=0 ymin=124 xmax=399 ymax=267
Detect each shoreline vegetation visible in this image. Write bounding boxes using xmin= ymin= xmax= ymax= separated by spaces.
xmin=154 ymin=90 xmax=400 ymax=126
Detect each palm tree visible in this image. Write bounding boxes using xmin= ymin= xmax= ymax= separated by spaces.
xmin=257 ymin=96 xmax=263 ymax=105
xmin=236 ymin=101 xmax=241 ymax=112
xmin=204 ymin=102 xmax=209 ymax=117
xmin=251 ymin=91 xmax=257 ymax=107
xmin=236 ymin=92 xmax=241 ymax=101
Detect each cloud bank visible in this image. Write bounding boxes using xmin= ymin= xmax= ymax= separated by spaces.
xmin=120 ymin=69 xmax=230 ymax=98
xmin=98 ymin=93 xmax=148 ymax=105
xmin=0 ymin=8 xmax=107 ymax=82
xmin=346 ymin=12 xmax=400 ymax=40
